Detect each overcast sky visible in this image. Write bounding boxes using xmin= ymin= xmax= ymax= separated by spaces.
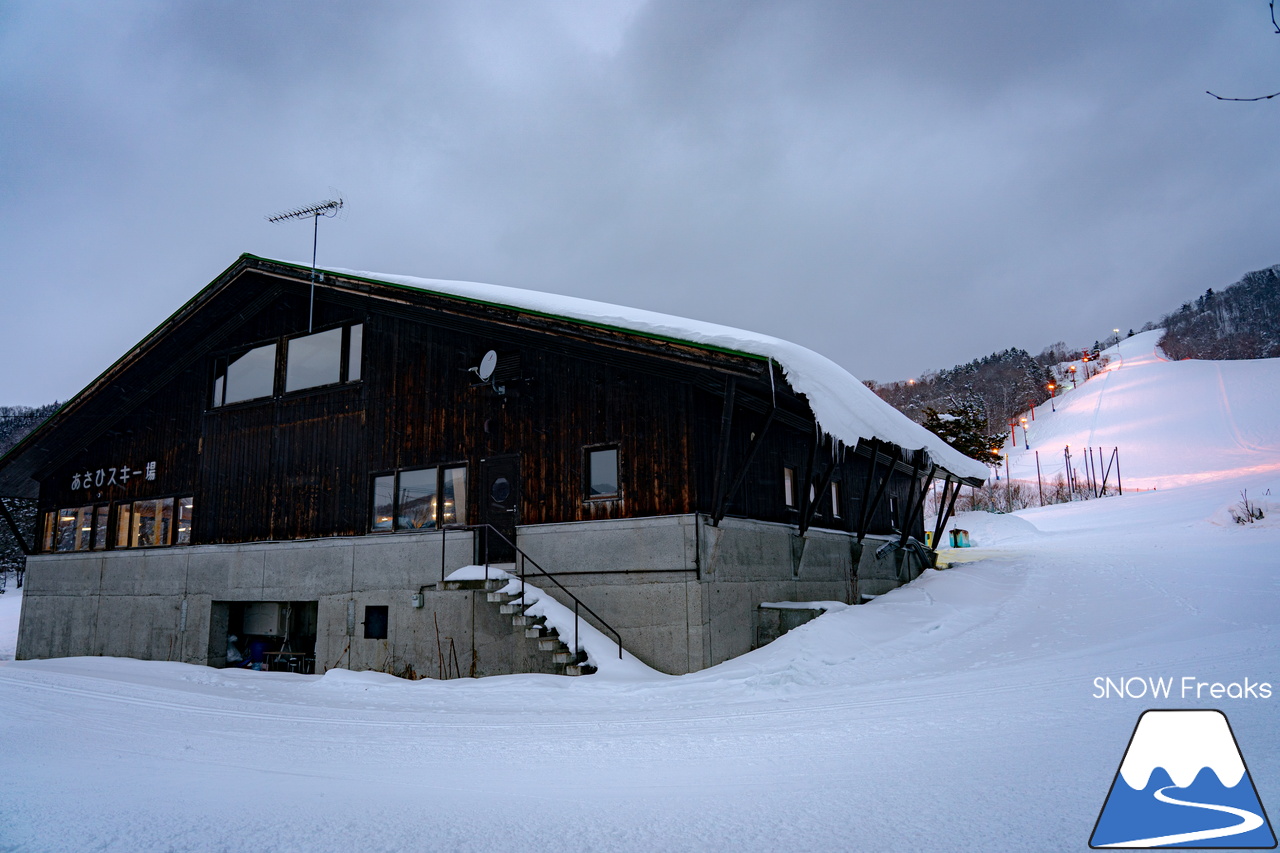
xmin=2 ymin=1 xmax=1278 ymax=406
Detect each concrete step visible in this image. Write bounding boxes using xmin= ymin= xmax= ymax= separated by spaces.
xmin=487 ymin=591 xmax=512 ymax=603
xmin=498 ymin=601 xmax=526 ymax=614
xmin=443 ymin=575 xmax=509 ymax=592
xmin=441 ymin=580 xmax=489 ymax=591
xmin=537 ymin=637 xmax=562 ymax=652
xmin=551 ymin=650 xmax=575 ymax=664
xmin=564 ymin=663 xmax=598 ymax=676
xmin=524 ymin=626 xmax=547 ymax=639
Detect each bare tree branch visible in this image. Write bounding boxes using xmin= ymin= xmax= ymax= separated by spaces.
xmin=1206 ymin=1 xmax=1279 ymax=100
xmin=1207 ymin=89 xmax=1280 ymax=101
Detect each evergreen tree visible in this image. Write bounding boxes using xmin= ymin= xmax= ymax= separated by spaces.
xmin=921 ymin=404 xmax=1005 ymax=467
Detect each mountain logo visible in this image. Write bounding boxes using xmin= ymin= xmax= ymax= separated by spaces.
xmin=1091 ymin=709 xmax=1276 ymax=848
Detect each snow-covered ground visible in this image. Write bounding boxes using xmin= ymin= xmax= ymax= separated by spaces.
xmin=0 ymin=584 xmax=20 ymax=661
xmin=1 ymin=334 xmax=1277 ymax=852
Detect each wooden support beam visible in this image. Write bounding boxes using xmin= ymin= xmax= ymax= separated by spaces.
xmin=0 ymin=497 xmax=35 ymax=557
xmin=930 ymin=477 xmax=954 ymax=548
xmin=858 ymin=443 xmax=897 ymax=544
xmin=709 ymin=376 xmax=737 ymax=523
xmin=931 ymin=475 xmax=962 ymax=551
xmin=796 ymin=426 xmax=823 ymax=534
xmin=799 ymin=436 xmax=839 ymax=535
xmin=899 ymin=463 xmax=936 ymax=548
xmin=713 ymin=406 xmax=776 ymax=524
xmin=855 ymin=439 xmax=881 ymax=540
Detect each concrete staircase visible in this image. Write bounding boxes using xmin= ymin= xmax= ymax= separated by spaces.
xmin=441 ymin=574 xmax=597 ymax=676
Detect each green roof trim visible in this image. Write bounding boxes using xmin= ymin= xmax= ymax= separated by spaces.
xmin=242 ymin=254 xmax=769 ymax=363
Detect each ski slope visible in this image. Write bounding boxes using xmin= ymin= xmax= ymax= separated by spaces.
xmin=1 ymin=338 xmax=1278 ymax=852
xmin=1004 ymin=329 xmax=1280 ymax=489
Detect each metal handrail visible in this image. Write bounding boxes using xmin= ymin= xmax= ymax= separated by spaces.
xmin=446 ymin=523 xmax=624 ymax=660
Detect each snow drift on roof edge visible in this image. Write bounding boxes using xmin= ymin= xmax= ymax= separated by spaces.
xmin=334 ymin=267 xmax=990 ymax=481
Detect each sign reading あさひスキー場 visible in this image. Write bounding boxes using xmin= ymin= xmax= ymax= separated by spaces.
xmin=70 ymin=461 xmax=156 ymax=490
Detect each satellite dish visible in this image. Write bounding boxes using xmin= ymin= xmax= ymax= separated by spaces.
xmin=478 ymin=350 xmax=498 ymax=381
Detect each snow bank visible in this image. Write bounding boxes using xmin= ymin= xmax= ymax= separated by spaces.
xmin=330 ymin=265 xmax=990 ymax=481
xmin=758 ymin=600 xmax=850 ymax=613
xmin=936 ymin=510 xmax=1044 ymax=548
xmin=0 ymin=585 xmax=20 ymax=661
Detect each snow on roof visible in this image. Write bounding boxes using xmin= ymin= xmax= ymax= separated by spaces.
xmin=331 ymin=265 xmax=990 ymax=481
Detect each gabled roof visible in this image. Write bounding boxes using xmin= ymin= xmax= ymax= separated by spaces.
xmin=0 ymin=254 xmax=990 ymax=496
xmin=321 ymin=259 xmax=990 ymax=482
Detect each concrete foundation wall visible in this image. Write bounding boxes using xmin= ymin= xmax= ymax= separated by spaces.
xmin=17 ymin=516 xmax=927 ymax=676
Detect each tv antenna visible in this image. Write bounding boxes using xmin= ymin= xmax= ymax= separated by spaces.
xmin=266 ymin=196 xmax=344 ymax=332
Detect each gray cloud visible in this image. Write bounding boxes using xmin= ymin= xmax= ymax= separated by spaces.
xmin=2 ymin=1 xmax=1278 ymax=405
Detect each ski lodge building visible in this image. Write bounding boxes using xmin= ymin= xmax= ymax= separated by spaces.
xmin=0 ymin=255 xmax=987 ymax=676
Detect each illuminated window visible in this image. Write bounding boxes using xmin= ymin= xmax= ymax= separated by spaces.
xmin=176 ymin=497 xmax=194 ymax=545
xmin=92 ymin=505 xmax=110 ymax=550
xmin=830 ymin=482 xmax=842 ymax=519
xmin=783 ymin=467 xmax=796 ymax=508
xmin=371 ymin=466 xmax=467 ymax=532
xmin=108 ymin=496 xmax=193 ymax=548
xmin=54 ymin=506 xmax=93 ymax=552
xmin=131 ymin=497 xmax=174 ymax=547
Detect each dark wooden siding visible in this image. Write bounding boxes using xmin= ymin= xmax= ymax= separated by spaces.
xmin=36 ymin=269 xmax=930 ymax=547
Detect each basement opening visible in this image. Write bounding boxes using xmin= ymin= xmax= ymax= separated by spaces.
xmin=208 ymin=600 xmax=318 ymax=673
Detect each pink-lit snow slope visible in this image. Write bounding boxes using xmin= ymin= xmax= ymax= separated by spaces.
xmin=1004 ymin=329 xmax=1280 ymax=489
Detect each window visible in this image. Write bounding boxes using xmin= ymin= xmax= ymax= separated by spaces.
xmin=889 ymin=495 xmax=901 ymax=530
xmin=211 ymin=322 xmax=362 ymax=408
xmin=286 ymin=327 xmax=343 ymax=392
xmin=371 ymin=466 xmax=467 ymax=532
xmin=131 ymin=497 xmax=174 ymax=547
xmin=115 ymin=503 xmax=132 ymax=548
xmin=92 ymin=505 xmax=110 ymax=550
xmin=54 ymin=506 xmax=94 ymax=552
xmin=783 ymin=467 xmax=797 ymax=508
xmin=347 ymin=323 xmax=363 ymax=382
xmin=440 ymin=466 xmax=466 ymax=525
xmin=585 ymin=447 xmax=619 ymax=500
xmin=212 ymin=343 xmax=277 ymax=407
xmin=398 ymin=468 xmax=438 ymax=529
xmin=363 ymin=605 xmax=389 ymax=640
xmin=830 ymin=482 xmax=842 ymax=519
xmin=371 ymin=475 xmax=396 ymax=531
xmin=47 ymin=504 xmax=112 ymax=552
xmin=175 ymin=497 xmax=194 ymax=545
xmin=108 ymin=496 xmax=194 ymax=548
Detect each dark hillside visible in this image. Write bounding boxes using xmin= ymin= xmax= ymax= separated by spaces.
xmin=0 ymin=403 xmax=59 ymax=571
xmin=1158 ymin=265 xmax=1280 ymax=360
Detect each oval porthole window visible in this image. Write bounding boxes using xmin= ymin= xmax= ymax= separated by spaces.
xmin=490 ymin=477 xmax=511 ymax=504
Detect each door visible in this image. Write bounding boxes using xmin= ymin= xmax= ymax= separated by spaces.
xmin=479 ymin=454 xmax=520 ymax=564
